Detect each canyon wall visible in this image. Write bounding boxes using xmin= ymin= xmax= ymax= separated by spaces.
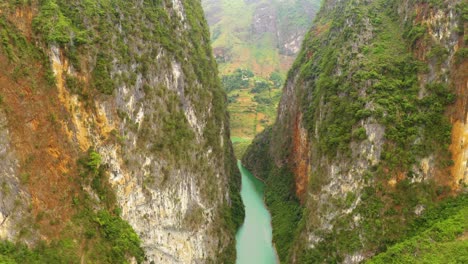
xmin=243 ymin=0 xmax=467 ymax=262
xmin=0 ymin=0 xmax=243 ymax=263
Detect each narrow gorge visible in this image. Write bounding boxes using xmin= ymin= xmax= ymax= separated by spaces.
xmin=0 ymin=0 xmax=466 ymax=263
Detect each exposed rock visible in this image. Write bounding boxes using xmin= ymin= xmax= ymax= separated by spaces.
xmin=0 ymin=1 xmax=241 ymax=263
xmin=0 ymin=112 xmax=30 ymax=242
xmin=243 ymin=0 xmax=467 ymax=262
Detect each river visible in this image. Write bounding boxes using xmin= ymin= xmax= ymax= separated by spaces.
xmin=236 ymin=161 xmax=278 ymax=264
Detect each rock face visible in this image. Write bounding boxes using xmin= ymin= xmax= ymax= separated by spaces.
xmin=250 ymin=0 xmax=321 ymax=55
xmin=275 ymin=0 xmax=320 ymax=56
xmin=0 ymin=0 xmax=242 ymax=263
xmin=243 ymin=0 xmax=467 ymax=262
xmin=0 ymin=112 xmax=30 ymax=242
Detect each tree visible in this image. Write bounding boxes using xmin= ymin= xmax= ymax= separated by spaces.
xmin=251 ymin=80 xmax=270 ymax=93
xmin=269 ymin=71 xmax=284 ymax=88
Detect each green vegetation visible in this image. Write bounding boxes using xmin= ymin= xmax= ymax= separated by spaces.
xmin=231 ymin=137 xmax=252 ymax=159
xmin=204 ymin=0 xmax=320 ymax=75
xmin=368 ymin=194 xmax=468 ymax=264
xmin=0 ymin=240 xmax=80 ymax=264
xmin=92 ymin=53 xmax=114 ymax=95
xmin=265 ymin=167 xmax=302 ymax=261
xmin=292 ymin=0 xmax=455 ymax=170
xmin=251 ymin=80 xmax=270 ymax=94
xmin=0 ymin=16 xmax=46 ymax=76
xmin=244 ymin=0 xmax=466 ymax=262
xmin=65 ymin=74 xmax=86 ymax=97
xmin=33 ymin=0 xmax=88 ymax=45
xmin=95 ymin=210 xmax=144 ymax=263
xmin=76 ymin=149 xmax=144 ymax=263
xmin=0 ymin=149 xmax=145 ymax=264
xmin=269 ymin=71 xmax=284 ymax=88
xmin=223 ymin=67 xmax=283 ymax=156
xmin=455 ymin=47 xmax=468 ymax=64
xmin=85 ymin=149 xmax=101 ymax=174
xmin=76 ymin=150 xmax=144 ymax=263
xmin=204 ymin=0 xmax=319 ymax=157
xmin=290 ymin=0 xmax=460 ymax=259
xmin=2 ymin=0 xmax=242 ymax=262
xmin=142 ymin=88 xmax=196 ymax=162
xmin=215 ymin=139 xmax=245 ymax=263
xmin=222 ymin=68 xmax=253 ymax=92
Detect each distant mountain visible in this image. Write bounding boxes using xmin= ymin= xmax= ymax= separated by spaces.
xmin=203 ymin=0 xmax=320 ymax=76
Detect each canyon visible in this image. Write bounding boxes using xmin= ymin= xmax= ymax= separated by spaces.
xmin=0 ymin=0 xmax=466 ymax=263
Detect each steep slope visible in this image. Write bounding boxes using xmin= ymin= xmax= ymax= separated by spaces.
xmin=0 ymin=0 xmax=243 ymax=263
xmin=368 ymin=194 xmax=468 ymax=263
xmin=243 ymin=0 xmax=467 ymax=262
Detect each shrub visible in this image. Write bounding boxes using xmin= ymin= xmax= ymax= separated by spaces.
xmin=454 ymin=47 xmax=468 ymax=64
xmin=251 ymin=81 xmax=270 ymax=93
xmin=86 ymin=149 xmax=101 ymax=175
xmin=269 ymin=72 xmax=284 ymax=88
xmin=92 ymin=53 xmax=114 ymax=95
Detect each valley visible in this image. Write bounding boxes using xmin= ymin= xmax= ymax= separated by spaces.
xmin=0 ymin=0 xmax=466 ymax=263
xmin=202 ymin=0 xmax=320 ymax=156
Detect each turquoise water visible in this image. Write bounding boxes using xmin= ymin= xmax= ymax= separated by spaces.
xmin=236 ymin=161 xmax=278 ymax=264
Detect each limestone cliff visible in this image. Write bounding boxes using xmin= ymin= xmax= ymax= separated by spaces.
xmin=243 ymin=0 xmax=467 ymax=262
xmin=0 ymin=0 xmax=243 ymax=263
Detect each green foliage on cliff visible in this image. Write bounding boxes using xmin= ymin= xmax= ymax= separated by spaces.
xmin=294 ymin=0 xmax=454 ymax=169
xmin=215 ymin=148 xmax=245 ymax=263
xmin=0 ymin=149 xmax=145 ymax=264
xmin=33 ymin=0 xmax=89 ymax=45
xmin=290 ymin=0 xmax=461 ymax=260
xmin=95 ymin=210 xmax=145 ymax=263
xmin=243 ymin=0 xmax=466 ymax=262
xmin=0 ymin=212 xmax=145 ymax=264
xmin=0 ymin=240 xmax=80 ymax=264
xmin=92 ymin=53 xmax=114 ymax=95
xmin=266 ymin=168 xmax=302 ymax=261
xmin=75 ymin=150 xmax=145 ymax=262
xmin=368 ymin=194 xmax=468 ymax=264
xmin=2 ymin=0 xmax=242 ymax=262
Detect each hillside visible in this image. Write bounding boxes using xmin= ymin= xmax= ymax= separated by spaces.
xmin=0 ymin=0 xmax=242 ymax=263
xmin=368 ymin=194 xmax=468 ymax=263
xmin=202 ymin=0 xmax=320 ymax=156
xmin=243 ymin=0 xmax=468 ymax=262
xmin=203 ymin=0 xmax=320 ymax=76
